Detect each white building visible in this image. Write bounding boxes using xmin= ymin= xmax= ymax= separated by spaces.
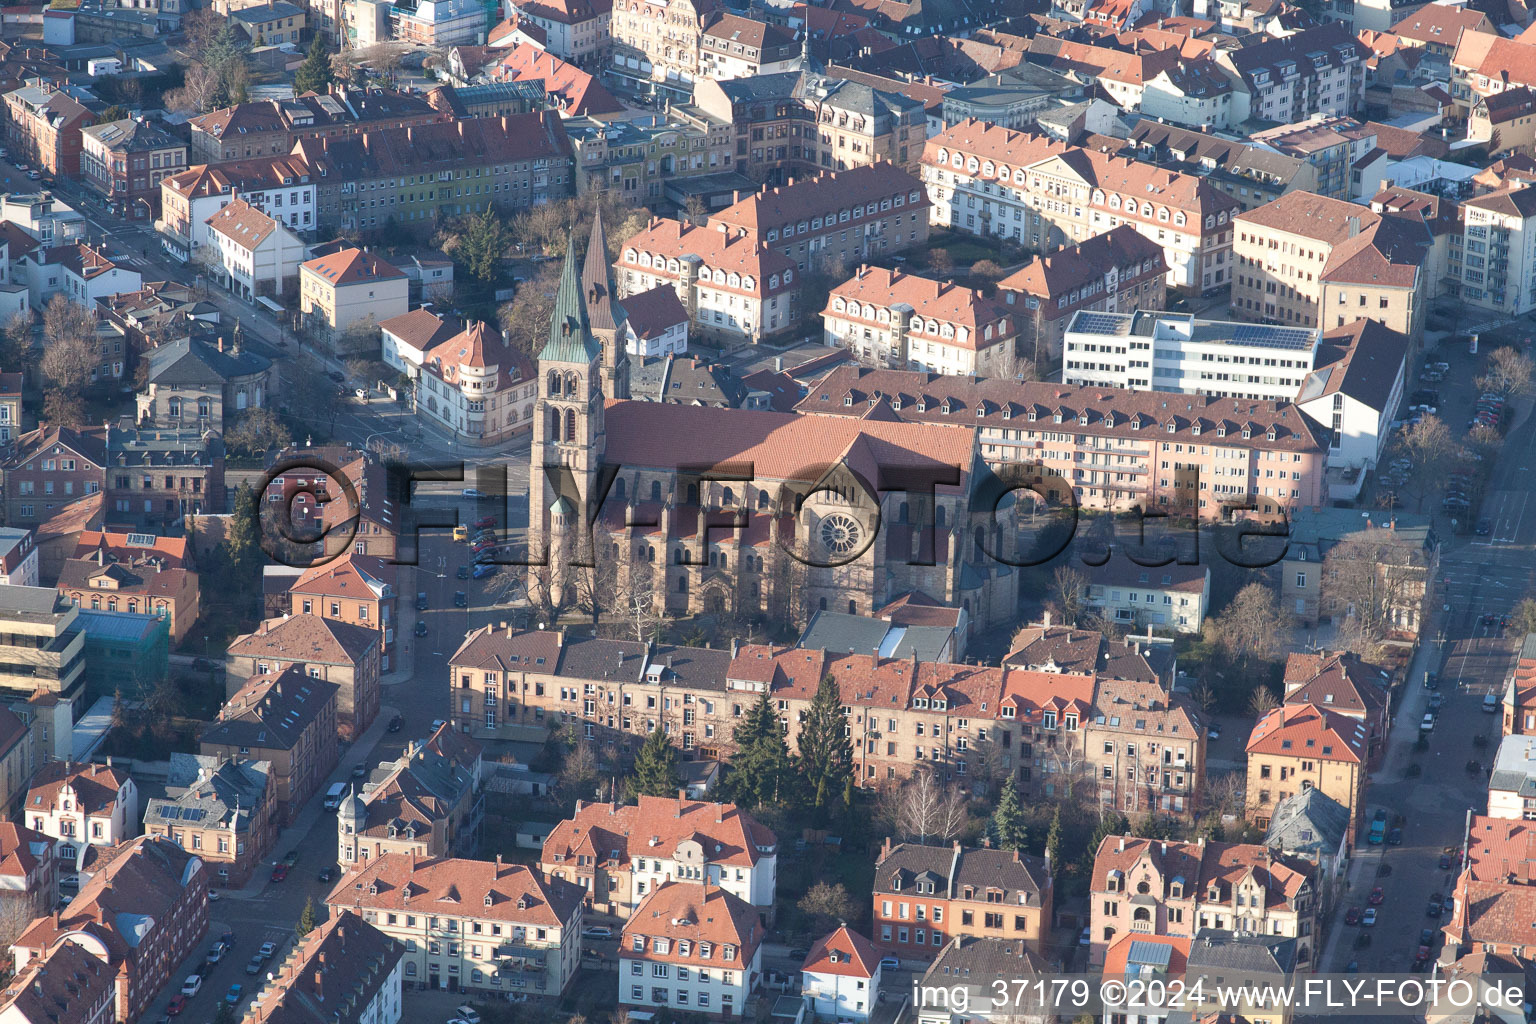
xmin=379 ymin=307 xmax=462 ymax=376
xmin=620 ymin=882 xmax=762 ymax=1018
xmin=1487 ymin=735 xmax=1536 ymax=821
xmin=24 ymin=243 xmax=141 ymax=311
xmin=0 ymin=528 xmax=38 ymax=587
xmin=1082 ymin=559 xmax=1211 ymax=635
xmin=414 ymin=320 xmax=538 ymax=446
xmin=22 ymin=761 xmax=139 ymax=870
xmin=1451 ymin=184 xmax=1536 ymax=316
xmin=801 ymin=925 xmax=880 ymax=1024
xmin=1215 ymin=23 xmax=1365 ymax=125
xmin=204 ymin=198 xmax=305 ymax=301
xmin=618 ymin=282 xmax=688 ymax=358
xmin=1062 ymin=309 xmax=1320 ymax=402
xmin=1139 ymin=61 xmax=1238 ymax=131
xmin=1294 ymin=319 xmax=1408 ymax=473
xmin=0 ymin=192 xmax=86 ymax=245
xmin=157 ymin=157 xmax=317 ymax=264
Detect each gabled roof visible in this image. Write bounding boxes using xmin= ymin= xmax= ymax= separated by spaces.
xmin=1296 ymin=319 xmax=1407 ymax=414
xmin=201 ymin=665 xmax=338 ymax=754
xmin=326 ymin=853 xmax=583 ymax=928
xmin=145 ymin=333 xmax=271 ymax=387
xmin=301 ymin=248 xmax=405 ymax=288
xmin=228 ymin=613 xmax=380 ymax=666
xmin=1264 ymin=787 xmax=1351 ymax=860
xmin=619 ymin=283 xmax=687 ymax=342
xmin=802 ymin=924 xmax=880 ymax=977
xmin=1245 ymin=703 xmax=1366 ymax=763
xmin=205 ymin=197 xmax=286 ymax=251
xmin=542 ymin=795 xmax=776 ymax=871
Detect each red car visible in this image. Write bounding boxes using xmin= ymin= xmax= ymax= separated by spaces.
xmin=473 ymin=516 xmax=496 ymax=530
xmin=1345 ymin=906 xmax=1362 ymax=925
xmin=1368 ymin=887 xmax=1385 ymax=905
xmin=167 ymin=995 xmax=188 ymax=1016
xmin=270 ymin=864 xmax=289 ymax=882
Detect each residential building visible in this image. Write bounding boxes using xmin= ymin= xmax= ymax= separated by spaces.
xmin=2 ymin=86 xmax=94 ymax=179
xmin=1442 ymin=816 xmax=1536 ymax=960
xmin=799 ymin=365 xmax=1329 ymax=519
xmin=30 ymin=243 xmax=141 ymax=313
xmin=22 ymin=760 xmax=137 ymax=865
xmin=608 ymin=0 xmax=720 ymax=102
xmin=997 ymin=226 xmax=1166 ymax=367
xmin=157 ymin=155 xmax=318 ymax=262
xmin=822 ymin=265 xmax=1024 ymax=378
xmin=1061 ymin=309 xmax=1321 ymax=402
xmin=415 ymin=321 xmax=538 ymax=446
xmin=0 ymin=191 xmax=84 ymax=245
xmin=1504 ymin=634 xmax=1536 ymax=737
xmin=200 ymin=666 xmax=340 ymax=825
xmin=1245 ymin=703 xmax=1368 ymax=832
xmin=1278 ymin=507 xmax=1436 ymax=634
xmin=229 ymin=0 xmax=304 ymax=43
xmin=1247 ymin=117 xmax=1362 ymax=202
xmin=488 ymin=45 xmax=623 ymax=117
xmin=0 ymin=528 xmax=38 ymax=587
xmin=799 ymin=76 xmax=928 ymax=177
xmin=1450 ymin=31 xmax=1536 ymax=128
xmin=921 ymin=120 xmax=1240 ymax=294
xmin=78 ymin=119 xmax=187 ymax=221
xmin=287 ymin=554 xmax=397 ymax=671
xmin=1467 ymin=87 xmax=1536 ymax=160
xmin=261 ymin=443 xmax=399 ymax=562
xmin=871 ymin=839 xmax=1053 ymax=961
xmin=187 ymin=89 xmax=442 ymax=164
xmin=1213 ymin=23 xmax=1365 ymax=124
xmin=103 ymin=427 xmax=225 ymax=528
xmin=565 ymin=114 xmax=735 ymax=209
xmin=507 ymin=0 xmax=611 ymax=68
xmin=1127 ymin=122 xmax=1320 ymax=212
xmin=0 ymin=586 xmax=85 ymax=709
xmin=1294 ymin=318 xmax=1409 ymax=478
xmin=913 ymin=937 xmax=1050 ymax=1024
xmin=539 ymin=795 xmax=777 ymax=918
xmin=32 ymin=497 xmax=107 ymax=596
xmin=0 ymin=706 xmax=32 ymax=817
xmin=204 ymin=199 xmax=305 ymax=301
xmin=0 ymin=373 xmax=20 ymax=447
xmin=1450 ymin=185 xmax=1536 ymax=315
xmin=11 ymin=835 xmax=208 ymax=1024
xmin=141 ymin=753 xmax=275 ymax=887
xmin=326 ymin=852 xmax=582 ymax=997
xmin=618 ymin=284 xmax=688 ymax=358
xmin=390 ymin=0 xmax=487 ymax=46
xmin=801 ymin=926 xmax=880 ymax=1023
xmin=1141 ymin=58 xmax=1241 ymax=131
xmin=134 ymin=334 xmax=276 ymax=433
xmin=299 ymin=248 xmax=409 ymax=355
xmin=1486 ymin=736 xmax=1536 ymax=820
xmin=1182 ymin=930 xmax=1300 ymax=1023
xmin=1081 ymin=674 xmax=1206 ymax=817
xmin=797 ymin=599 xmax=964 ymax=664
xmin=1080 ymin=559 xmax=1210 ymax=635
xmin=1087 ymin=834 xmax=1316 ymax=968
xmin=76 ymin=610 xmax=169 ymax=697
xmin=336 ymin=723 xmax=484 ymax=866
xmin=0 ymin=942 xmax=113 ymax=1024
xmin=56 ymin=550 xmax=200 ymax=644
xmin=1265 ymin=787 xmax=1353 ymax=879
xmin=227 ymin=613 xmax=381 ymax=741
xmin=1231 ymin=191 xmax=1429 ymax=340
xmin=698 ymin=14 xmax=800 ymax=82
xmin=1282 ymin=650 xmax=1392 ymax=766
xmin=620 ymin=882 xmax=762 ymax=1017
xmin=243 ymin=911 xmax=403 ymax=1024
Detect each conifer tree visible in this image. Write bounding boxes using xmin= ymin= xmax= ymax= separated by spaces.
xmin=631 ymin=727 xmax=683 ymax=798
xmin=989 ymin=775 xmax=1028 ymax=852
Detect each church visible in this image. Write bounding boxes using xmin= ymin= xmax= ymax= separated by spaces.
xmin=525 ymin=216 xmax=1021 ymax=634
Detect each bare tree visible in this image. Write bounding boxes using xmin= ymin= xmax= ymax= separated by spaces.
xmin=1052 ymin=564 xmax=1088 ymax=626
xmin=889 ymin=768 xmax=968 ymax=843
xmin=1210 ymin=582 xmax=1282 ymax=668
xmin=1044 ymin=740 xmax=1091 ymax=804
xmin=1466 ymin=422 xmax=1505 ymax=461
xmin=1324 ymin=531 xmax=1427 ymax=651
xmin=164 ymin=63 xmax=223 ymax=115
xmin=1398 ymin=415 xmax=1456 ymax=511
xmin=557 ymin=740 xmax=600 ymax=805
xmin=1247 ymin=685 xmax=1279 ymax=718
xmin=1191 ymin=681 xmax=1217 ymax=716
xmin=1477 ymin=346 xmax=1535 ymax=400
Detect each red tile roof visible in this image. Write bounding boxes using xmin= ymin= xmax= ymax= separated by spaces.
xmin=1245 ymin=703 xmax=1366 ymax=763
xmin=802 ymin=925 xmax=881 ymax=977
xmin=624 ymin=882 xmax=763 ymax=964
xmin=543 ymin=795 xmax=776 ymax=871
xmin=301 ymin=248 xmax=405 ymax=288
xmin=327 ymin=852 xmax=584 ymax=927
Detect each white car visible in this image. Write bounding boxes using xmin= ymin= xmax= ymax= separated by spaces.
xmin=581 ymin=926 xmax=613 ymax=939
xmin=181 ymin=975 xmax=203 ymax=997
xmin=454 ymin=1009 xmax=481 ymax=1024
xmin=1421 ymin=713 xmax=1435 ymax=732
xmin=462 ymin=488 xmax=487 ymax=498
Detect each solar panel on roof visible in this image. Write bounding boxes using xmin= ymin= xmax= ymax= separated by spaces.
xmin=1072 ymin=312 xmax=1128 ymax=335
xmin=1229 ymin=324 xmax=1315 ymax=350
xmin=159 ymin=806 xmax=179 ymax=819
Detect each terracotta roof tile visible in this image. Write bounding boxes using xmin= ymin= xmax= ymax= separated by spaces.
xmin=326 ymin=853 xmax=583 ymax=928
xmin=1245 ymin=703 xmax=1365 ymax=763
xmin=624 ymin=881 xmax=763 ymax=963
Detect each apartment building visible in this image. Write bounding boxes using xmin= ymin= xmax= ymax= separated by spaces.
xmin=620 ymin=882 xmax=762 ymax=1017
xmin=203 ymin=199 xmax=305 ymax=302
xmin=922 ymin=120 xmax=1239 ymax=294
xmin=1279 ymin=507 xmax=1436 ymax=635
xmin=12 ymin=836 xmax=208 ymax=1024
xmin=1231 ymin=191 xmax=1429 ymax=339
xmin=997 ymin=226 xmax=1166 ymax=367
xmin=57 ymin=551 xmax=201 ymax=643
xmin=326 ymin=853 xmax=583 ymax=998
xmin=390 ymin=0 xmax=487 ymax=45
xmin=78 ymin=119 xmax=187 ymax=220
xmin=0 ymin=941 xmax=113 ymax=1024
xmin=800 ymin=78 xmax=928 ymax=177
xmin=872 ymin=839 xmax=1052 ymax=961
xmin=821 ymin=265 xmax=1024 ymax=378
xmin=507 ymin=0 xmax=611 ymax=68
xmin=414 ymin=320 xmax=538 ymax=447
xmin=262 ymin=443 xmax=399 ymax=563
xmin=337 ymin=724 xmax=483 ymax=866
xmin=102 ymin=427 xmax=225 ymax=528
xmin=1450 ymin=184 xmax=1536 ymax=315
xmin=245 ymin=911 xmax=403 ymax=1024
xmin=22 ymin=760 xmax=137 ymax=864
xmin=0 ymin=585 xmax=86 ymax=709
xmin=299 ymin=248 xmax=410 ymax=354
xmin=158 ymin=156 xmax=320 ymax=262
xmin=608 ymin=0 xmax=719 ymax=102
xmin=802 ymin=925 xmax=880 ymax=1023
xmin=566 ymin=115 xmax=734 ymax=208
xmin=1265 ymin=787 xmax=1353 ymax=880
xmin=699 ymin=14 xmax=799 ymax=81
xmin=1503 ymin=634 xmax=1536 ymax=737
xmin=1062 ymin=309 xmax=1321 ymax=402
xmin=2 ymin=86 xmax=94 ymax=178
xmin=0 ymin=706 xmax=31 ymax=819
xmin=1282 ymin=651 xmax=1392 ymax=767
xmin=287 ymin=554 xmax=397 ymax=670
xmin=800 ymin=366 xmax=1328 ymax=519
xmin=226 ymin=613 xmax=381 ymax=741
xmin=1088 ymin=835 xmax=1316 ymax=969
xmin=141 ymin=753 xmax=275 ymax=887
xmin=539 ymin=795 xmax=777 ymax=919
xmin=200 ymin=666 xmax=339 ymax=824
xmin=1450 ymin=31 xmax=1536 ymax=128
xmin=187 ymin=88 xmax=442 ymax=163
xmin=488 ymin=45 xmax=624 ymax=117
xmin=1294 ymin=318 xmax=1409 ymax=475
xmin=1213 ymin=23 xmax=1365 ymax=124
xmin=1244 ymin=703 xmax=1368 ymax=832
xmin=0 ymin=528 xmax=37 ymax=587
xmin=1127 ymin=122 xmax=1319 ymax=212
xmin=1081 ymin=562 xmax=1210 ymax=636
xmin=1442 ymin=816 xmax=1536 ymax=961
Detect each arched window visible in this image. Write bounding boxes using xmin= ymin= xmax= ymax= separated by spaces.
xmin=819 ymin=597 xmax=828 ymax=610
xmin=548 ymin=408 xmax=560 ymax=440
xmin=848 ymin=600 xmax=857 ymax=614
xmin=722 ymin=487 xmax=736 ymax=505
xmin=687 ymin=483 xmax=699 ymax=505
xmin=646 ymin=545 xmax=655 ymax=563
xmin=936 ymin=506 xmax=947 ymax=529
xmin=547 ymin=371 xmax=561 ymax=396
xmin=678 ymin=575 xmax=688 ymax=593
xmin=757 ymin=491 xmax=770 ymax=509
xmin=565 ymin=372 xmax=579 ymax=395
xmin=564 ymin=410 xmax=577 ymax=442
xmin=127 ymin=599 xmax=138 ymax=614
xmin=719 ymin=553 xmax=728 ymax=569
xmin=651 ymin=480 xmax=662 ymax=502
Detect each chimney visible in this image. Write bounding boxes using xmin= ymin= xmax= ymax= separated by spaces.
xmin=676 ymin=791 xmax=686 ymax=807
xmin=313 ymin=970 xmax=324 ymax=999
xmin=1043 ymin=611 xmax=1052 ymax=627
xmin=731 ymin=638 xmax=739 ymax=658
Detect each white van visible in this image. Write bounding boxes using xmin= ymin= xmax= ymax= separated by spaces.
xmin=181 ymin=975 xmax=203 ymax=997
xmin=1484 ymin=693 xmax=1501 ymax=713
xmin=323 ymin=782 xmax=347 ymax=811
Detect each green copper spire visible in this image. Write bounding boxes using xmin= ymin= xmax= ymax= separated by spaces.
xmin=539 ymin=233 xmax=601 ymax=364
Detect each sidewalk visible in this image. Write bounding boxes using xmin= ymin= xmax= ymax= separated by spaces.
xmin=222 ymin=702 xmax=400 ymax=901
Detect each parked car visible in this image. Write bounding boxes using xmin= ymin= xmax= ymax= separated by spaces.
xmin=462 ymin=488 xmax=487 ymax=498
xmin=473 ymin=516 xmax=496 ymax=530
xmin=246 ymin=955 xmax=264 ymax=975
xmin=318 ymin=867 xmax=335 ymax=883
xmin=415 ymin=621 xmax=428 ymax=637
xmin=1426 ymin=900 xmax=1442 ymax=918
xmin=224 ymin=984 xmax=243 ymax=1005
xmin=270 ymin=864 xmax=288 ymax=882
xmin=456 ymin=565 xmax=470 ymax=579
xmin=1388 ymin=828 xmax=1403 ymax=845
xmin=454 ymin=1009 xmax=482 ymax=1024
xmin=259 ymin=942 xmax=277 ymax=960
xmin=472 ymin=563 xmax=498 ymax=579
xmin=180 ymin=975 xmax=202 ymax=997
xmin=581 ymin=926 xmax=614 ymax=939
xmin=167 ymin=995 xmax=188 ymax=1016
xmin=1368 ymin=887 xmax=1385 ymax=905
xmin=388 ymin=714 xmax=404 ymax=733
xmin=879 ymin=956 xmax=900 ymax=971
xmin=207 ymin=944 xmax=225 ymax=965
xmin=1362 ymin=908 xmax=1378 ymax=926
xmin=1345 ymin=906 xmax=1362 ymax=925
xmin=1421 ymin=713 xmax=1436 ymax=732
